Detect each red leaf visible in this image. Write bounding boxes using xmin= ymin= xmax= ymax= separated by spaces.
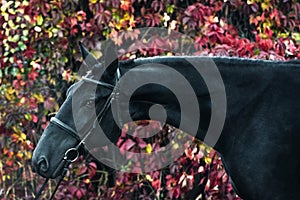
xmin=121 ymin=0 xmax=131 ymax=11
xmin=172 ymin=186 xmax=181 ymax=199
xmin=24 ymin=46 xmax=36 ymax=59
xmin=6 ymin=159 xmax=14 ymax=167
xmin=151 ymin=179 xmax=161 ymax=189
xmin=88 ymin=162 xmax=97 ymax=178
xmin=75 ymin=188 xmax=86 ymax=199
xmin=28 ymin=68 xmax=38 ymax=81
xmin=250 ymin=3 xmax=259 ymax=12
xmin=121 ymin=138 xmax=136 ymax=151
xmin=31 ymin=114 xmax=38 ymax=123
xmin=136 ymin=138 xmax=147 ymax=149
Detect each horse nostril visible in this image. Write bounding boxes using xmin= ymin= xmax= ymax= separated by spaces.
xmin=37 ymin=156 xmax=49 ymax=172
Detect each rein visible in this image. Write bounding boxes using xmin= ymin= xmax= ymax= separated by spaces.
xmin=34 ymin=69 xmax=121 ymax=199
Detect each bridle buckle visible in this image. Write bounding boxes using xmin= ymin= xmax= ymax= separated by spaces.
xmin=64 ymin=147 xmax=79 ymax=163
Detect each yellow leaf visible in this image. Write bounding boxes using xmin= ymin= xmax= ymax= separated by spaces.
xmin=91 ymin=50 xmax=102 ymax=59
xmin=23 ymin=1 xmax=29 ymax=6
xmin=145 ymin=144 xmax=152 ymax=154
xmin=5 ymin=87 xmax=15 ymax=100
xmin=20 ymin=132 xmax=27 ymax=141
xmin=204 ymin=156 xmax=212 ymax=164
xmin=2 ymin=22 xmax=7 ymax=29
xmin=8 ymin=19 xmax=15 ymax=29
xmin=20 ymin=97 xmax=26 ymax=104
xmin=261 ymin=2 xmax=271 ymax=11
xmin=24 ymin=15 xmax=31 ymax=22
xmin=18 ymin=7 xmax=24 ymax=14
xmin=8 ymin=8 xmax=15 ymax=14
xmin=3 ymin=12 xmax=9 ymax=21
xmin=1 ymin=1 xmax=13 ymax=12
xmin=6 ymin=87 xmax=15 ymax=94
xmin=278 ymin=32 xmax=288 ymax=38
xmin=12 ymin=126 xmax=21 ymax=134
xmin=14 ymin=1 xmax=21 ymax=8
xmin=123 ymin=13 xmax=131 ymax=21
xmin=24 ymin=151 xmax=32 ymax=159
xmin=16 ymin=16 xmax=21 ymax=23
xmin=20 ymin=23 xmax=26 ymax=28
xmin=16 ymin=151 xmax=23 ymax=159
xmin=48 ymin=30 xmax=53 ymax=38
xmin=33 ymin=93 xmax=44 ymax=103
xmin=3 ymin=174 xmax=11 ymax=181
xmin=262 ymin=21 xmax=272 ymax=29
xmin=145 ymin=174 xmax=153 ymax=181
xmin=292 ymin=33 xmax=300 ymax=43
xmin=172 ymin=141 xmax=179 ymax=149
xmin=115 ymin=23 xmax=122 ymax=30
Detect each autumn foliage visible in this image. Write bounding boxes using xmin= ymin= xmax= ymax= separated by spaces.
xmin=0 ymin=0 xmax=300 ymax=199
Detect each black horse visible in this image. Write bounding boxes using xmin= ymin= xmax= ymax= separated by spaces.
xmin=32 ymin=43 xmax=300 ymax=200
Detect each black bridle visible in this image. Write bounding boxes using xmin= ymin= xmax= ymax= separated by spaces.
xmin=34 ymin=69 xmax=121 ymax=200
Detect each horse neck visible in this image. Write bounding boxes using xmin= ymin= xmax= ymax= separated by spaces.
xmin=118 ymin=57 xmax=299 ymax=151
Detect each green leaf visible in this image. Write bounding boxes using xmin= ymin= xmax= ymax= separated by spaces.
xmin=62 ymin=56 xmax=68 ymax=63
xmin=9 ymin=57 xmax=14 ymax=64
xmin=4 ymin=51 xmax=9 ymax=56
xmin=167 ymin=5 xmax=175 ymax=14
xmin=37 ymin=15 xmax=43 ymax=26
xmin=21 ymin=35 xmax=28 ymax=41
xmin=24 ymin=113 xmax=32 ymax=121
xmin=22 ymin=30 xmax=28 ymax=36
xmin=18 ymin=41 xmax=27 ymax=51
xmin=51 ymin=28 xmax=59 ymax=33
xmin=3 ymin=57 xmax=8 ymax=65
xmin=11 ymin=35 xmax=20 ymax=42
xmin=11 ymin=67 xmax=19 ymax=76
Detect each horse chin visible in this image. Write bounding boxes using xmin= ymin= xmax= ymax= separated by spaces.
xmin=50 ymin=160 xmax=67 ymax=178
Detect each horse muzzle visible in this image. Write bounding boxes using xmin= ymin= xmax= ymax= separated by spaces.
xmin=32 ymin=154 xmax=50 ymax=177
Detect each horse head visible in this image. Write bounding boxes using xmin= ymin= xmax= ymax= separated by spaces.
xmin=32 ymin=42 xmax=121 ymax=178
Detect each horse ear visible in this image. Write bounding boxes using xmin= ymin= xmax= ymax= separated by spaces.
xmin=78 ymin=41 xmax=89 ymax=59
xmin=78 ymin=41 xmax=99 ymax=69
xmin=102 ymin=41 xmax=118 ymax=77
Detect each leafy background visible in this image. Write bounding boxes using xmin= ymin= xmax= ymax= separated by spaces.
xmin=0 ymin=0 xmax=299 ymax=199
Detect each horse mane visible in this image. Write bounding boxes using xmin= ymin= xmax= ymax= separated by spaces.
xmin=119 ymin=56 xmax=300 ymax=70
